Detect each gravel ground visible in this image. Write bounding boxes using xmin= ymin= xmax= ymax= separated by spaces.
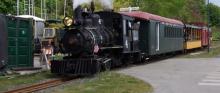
xmin=118 ymin=58 xmax=220 ymax=93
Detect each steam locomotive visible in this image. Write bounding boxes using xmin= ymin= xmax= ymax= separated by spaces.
xmin=51 ymin=3 xmax=209 ymax=75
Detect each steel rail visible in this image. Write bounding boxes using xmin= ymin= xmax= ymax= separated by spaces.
xmin=4 ymin=78 xmax=73 ymax=93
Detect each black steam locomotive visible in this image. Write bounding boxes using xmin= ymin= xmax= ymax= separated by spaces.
xmin=51 ymin=4 xmax=141 ymax=75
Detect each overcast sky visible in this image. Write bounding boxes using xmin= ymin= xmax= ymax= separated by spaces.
xmin=210 ymin=0 xmax=220 ymax=6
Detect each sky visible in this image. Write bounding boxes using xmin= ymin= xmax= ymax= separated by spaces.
xmin=210 ymin=0 xmax=220 ymax=6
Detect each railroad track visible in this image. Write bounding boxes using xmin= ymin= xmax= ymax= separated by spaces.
xmin=4 ymin=78 xmax=74 ymax=93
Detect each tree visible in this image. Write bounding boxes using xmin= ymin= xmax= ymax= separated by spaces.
xmin=208 ymin=3 xmax=220 ymax=27
xmin=0 ymin=0 xmax=15 ymax=14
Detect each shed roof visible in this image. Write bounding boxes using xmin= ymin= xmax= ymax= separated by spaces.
xmin=121 ymin=11 xmax=183 ymax=26
xmin=16 ymin=15 xmax=45 ymax=22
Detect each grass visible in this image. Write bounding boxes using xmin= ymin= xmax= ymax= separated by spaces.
xmin=0 ymin=71 xmax=56 ymax=92
xmin=55 ymin=72 xmax=153 ymax=93
xmin=179 ymin=40 xmax=220 ymax=58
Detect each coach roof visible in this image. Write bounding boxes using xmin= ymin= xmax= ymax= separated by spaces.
xmin=121 ymin=11 xmax=184 ymax=26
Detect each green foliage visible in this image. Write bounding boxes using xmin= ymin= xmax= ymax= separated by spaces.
xmin=0 ymin=0 xmax=15 ymax=14
xmin=1 ymin=0 xmax=220 ymax=27
xmin=113 ymin=0 xmax=207 ymax=23
xmin=208 ymin=3 xmax=220 ymax=27
xmin=212 ymin=27 xmax=220 ymax=41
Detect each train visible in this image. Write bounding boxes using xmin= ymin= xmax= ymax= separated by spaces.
xmin=51 ymin=3 xmax=210 ymax=75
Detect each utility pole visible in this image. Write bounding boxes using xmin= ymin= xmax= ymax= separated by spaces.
xmin=44 ymin=0 xmax=47 ymax=19
xmin=56 ymin=0 xmax=58 ymax=19
xmin=17 ymin=0 xmax=20 ymax=15
xmin=136 ymin=0 xmax=139 ymax=6
xmin=24 ymin=0 xmax=26 ymax=15
xmin=32 ymin=0 xmax=34 ymax=16
xmin=28 ymin=0 xmax=30 ymax=15
xmin=41 ymin=0 xmax=43 ymax=18
xmin=64 ymin=0 xmax=66 ymax=17
xmin=207 ymin=0 xmax=210 ymax=52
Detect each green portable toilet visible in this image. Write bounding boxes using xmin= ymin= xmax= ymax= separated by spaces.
xmin=6 ymin=16 xmax=34 ymax=68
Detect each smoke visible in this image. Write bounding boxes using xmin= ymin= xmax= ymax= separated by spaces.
xmin=72 ymin=0 xmax=114 ymax=9
xmin=98 ymin=0 xmax=114 ymax=9
xmin=73 ymin=0 xmax=92 ymax=9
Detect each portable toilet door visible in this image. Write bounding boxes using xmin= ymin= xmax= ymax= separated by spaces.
xmin=0 ymin=14 xmax=7 ymax=70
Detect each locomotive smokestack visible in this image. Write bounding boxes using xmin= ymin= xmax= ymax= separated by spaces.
xmin=74 ymin=6 xmax=83 ymax=25
xmin=91 ymin=1 xmax=95 ymax=13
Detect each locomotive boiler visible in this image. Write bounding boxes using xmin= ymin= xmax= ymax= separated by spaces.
xmin=61 ymin=6 xmax=115 ymax=57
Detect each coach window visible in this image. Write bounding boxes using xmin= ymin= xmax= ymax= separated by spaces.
xmin=186 ymin=28 xmax=188 ymax=40
xmin=170 ymin=27 xmax=172 ymax=37
xmin=165 ymin=26 xmax=168 ymax=37
xmin=188 ymin=28 xmax=191 ymax=40
xmin=164 ymin=26 xmax=167 ymax=37
xmin=172 ymin=27 xmax=174 ymax=38
xmin=194 ymin=29 xmax=197 ymax=40
xmin=191 ymin=28 xmax=193 ymax=40
xmin=195 ymin=29 xmax=197 ymax=40
xmin=126 ymin=20 xmax=132 ymax=37
xmin=171 ymin=27 xmax=173 ymax=37
xmin=179 ymin=28 xmax=181 ymax=37
xmin=199 ymin=30 xmax=201 ymax=39
xmin=176 ymin=28 xmax=178 ymax=37
xmin=194 ymin=30 xmax=197 ymax=40
xmin=193 ymin=28 xmax=195 ymax=40
xmin=195 ymin=30 xmax=197 ymax=40
xmin=168 ymin=27 xmax=170 ymax=37
xmin=156 ymin=22 xmax=160 ymax=51
xmin=195 ymin=29 xmax=196 ymax=40
xmin=178 ymin=28 xmax=180 ymax=38
xmin=177 ymin=28 xmax=179 ymax=37
xmin=173 ymin=27 xmax=175 ymax=38
xmin=132 ymin=21 xmax=140 ymax=41
xmin=176 ymin=28 xmax=178 ymax=38
xmin=172 ymin=27 xmax=175 ymax=38
xmin=196 ymin=29 xmax=198 ymax=40
xmin=191 ymin=29 xmax=193 ymax=40
xmin=175 ymin=28 xmax=177 ymax=38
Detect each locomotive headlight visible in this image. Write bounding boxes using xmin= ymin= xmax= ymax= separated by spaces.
xmin=63 ymin=17 xmax=73 ymax=26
